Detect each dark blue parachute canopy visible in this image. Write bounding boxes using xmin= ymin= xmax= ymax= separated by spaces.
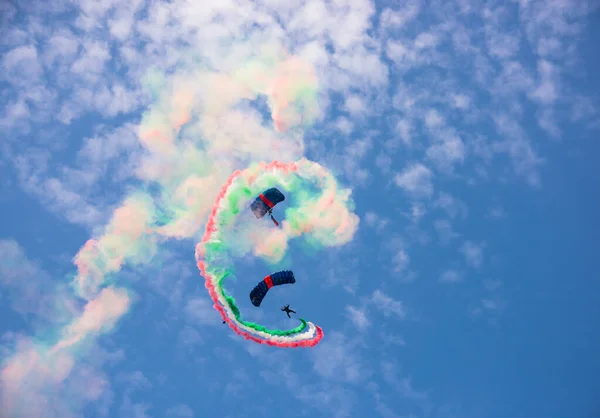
xmin=250 ymin=270 xmax=296 ymax=307
xmin=250 ymin=188 xmax=285 ymax=220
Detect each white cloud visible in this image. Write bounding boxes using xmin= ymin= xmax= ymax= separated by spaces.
xmin=0 ymin=239 xmax=72 ymax=319
xmin=460 ymin=241 xmax=485 ymax=268
xmin=537 ymin=108 xmax=561 ymax=138
xmin=0 ymin=240 xmax=39 ymax=285
xmin=166 ymin=404 xmax=195 ymax=418
xmin=439 ymin=269 xmax=463 ymax=283
xmin=45 ymin=30 xmax=80 ymax=66
xmin=108 ymin=0 xmax=145 ymax=41
xmin=370 ymin=290 xmax=406 ymax=319
xmin=570 ymin=95 xmax=598 ymax=123
xmin=0 ymin=99 xmax=30 ymax=129
xmin=335 ymin=117 xmax=354 ymax=135
xmin=341 ymin=136 xmax=372 ymax=184
xmin=392 ymin=249 xmax=410 ymax=273
xmin=394 ymin=163 xmax=434 ymax=198
xmin=483 ymin=6 xmax=522 ymax=60
xmin=410 ymin=202 xmax=426 ymax=223
xmin=380 ymin=332 xmax=406 ymax=347
xmin=434 ymin=219 xmax=458 ymax=244
xmin=424 ymin=109 xmax=444 ymax=128
xmin=487 ymin=206 xmax=505 ymax=219
xmin=177 ymin=326 xmax=203 ymax=350
xmin=426 ymin=133 xmax=466 ymax=172
xmin=344 ymin=94 xmax=368 ymax=116
xmin=11 ymin=122 xmax=143 ymax=228
xmin=16 ymin=168 xmax=103 ymax=227
xmin=312 ymin=332 xmax=363 ymax=383
xmin=116 ymin=370 xmax=152 ymax=391
xmin=320 ymin=249 xmax=361 ymax=294
xmin=92 ymin=82 xmax=141 ymax=117
xmin=119 ymin=397 xmax=152 ymax=418
xmin=375 ymin=153 xmax=392 ymax=174
xmin=379 ymin=3 xmax=421 ymax=30
xmin=414 ymin=32 xmax=439 ymax=49
xmin=470 ymin=279 xmax=506 ymax=321
xmin=381 ymin=361 xmax=427 ymax=400
xmin=451 ymin=93 xmax=471 ymax=109
xmin=345 ymin=305 xmax=369 ymax=331
xmin=1 ymin=334 xmax=122 ymax=418
xmin=70 ymin=40 xmax=111 ymax=80
xmin=492 ymin=114 xmax=544 ymax=186
xmin=395 ymin=118 xmax=412 ymax=145
xmin=2 ymin=44 xmax=43 ymax=84
xmin=386 ymin=39 xmax=418 ymax=68
xmin=296 ymin=382 xmax=355 ymax=418
xmin=184 ymin=297 xmax=216 ymax=326
xmin=329 ymin=0 xmax=375 ymax=51
xmin=484 ymin=278 xmax=503 ymax=292
xmin=434 ymin=192 xmax=468 ymax=220
xmin=79 ymin=125 xmax=128 ymax=160
xmin=364 ymin=211 xmax=389 ymax=232
xmin=529 ymin=60 xmax=558 ymax=105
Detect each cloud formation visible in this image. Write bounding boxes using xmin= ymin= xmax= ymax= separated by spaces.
xmin=1 ymin=0 xmax=598 ymax=416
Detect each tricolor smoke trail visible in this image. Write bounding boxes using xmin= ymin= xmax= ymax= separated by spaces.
xmin=196 ymin=159 xmax=359 ymax=347
xmin=1 ymin=43 xmax=354 ymax=417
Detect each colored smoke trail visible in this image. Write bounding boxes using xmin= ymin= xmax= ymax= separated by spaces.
xmin=0 ymin=43 xmax=349 ymax=416
xmin=234 ymin=52 xmax=320 ymax=132
xmin=195 ymin=159 xmax=359 ymax=347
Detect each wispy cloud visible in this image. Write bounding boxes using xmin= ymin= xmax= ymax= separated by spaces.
xmin=0 ymin=238 xmax=133 ymax=417
xmin=0 ymin=239 xmax=71 ymax=319
xmin=470 ymin=279 xmax=506 ymax=323
xmin=118 ymin=397 xmax=151 ymax=418
xmin=439 ymin=269 xmax=463 ymax=283
xmin=371 ymin=290 xmax=406 ymax=319
xmin=487 ymin=205 xmax=506 ymax=219
xmin=434 ymin=219 xmax=459 ymax=245
xmin=381 ymin=361 xmax=427 ymax=401
xmin=392 ymin=249 xmax=411 ymax=274
xmin=0 ymin=332 xmax=122 ymax=418
xmin=312 ymin=332 xmax=365 ymax=384
xmin=434 ymin=192 xmax=468 ymax=220
xmin=296 ymin=382 xmax=356 ymax=418
xmin=345 ymin=305 xmax=370 ymax=331
xmin=460 ymin=241 xmax=485 ymax=269
xmin=184 ymin=297 xmax=217 ymax=327
xmin=166 ymin=404 xmax=195 ymax=418
xmin=394 ymin=163 xmax=434 ymax=198
xmin=364 ymin=211 xmax=390 ymax=233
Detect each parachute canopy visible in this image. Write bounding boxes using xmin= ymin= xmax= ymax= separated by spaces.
xmin=250 ymin=270 xmax=296 ymax=307
xmin=250 ymin=188 xmax=285 ymax=226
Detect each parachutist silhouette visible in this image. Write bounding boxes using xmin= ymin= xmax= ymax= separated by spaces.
xmin=281 ymin=304 xmax=296 ymax=318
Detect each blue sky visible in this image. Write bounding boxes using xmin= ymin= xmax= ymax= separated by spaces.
xmin=1 ymin=0 xmax=599 ymax=417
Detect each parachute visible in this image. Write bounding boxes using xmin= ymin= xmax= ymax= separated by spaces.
xmin=250 ymin=270 xmax=296 ymax=307
xmin=250 ymin=187 xmax=285 ymax=226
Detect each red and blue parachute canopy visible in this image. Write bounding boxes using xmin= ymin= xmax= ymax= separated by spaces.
xmin=250 ymin=270 xmax=296 ymax=307
xmin=250 ymin=188 xmax=285 ymax=226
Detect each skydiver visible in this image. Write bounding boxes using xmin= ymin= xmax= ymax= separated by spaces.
xmin=281 ymin=304 xmax=296 ymax=318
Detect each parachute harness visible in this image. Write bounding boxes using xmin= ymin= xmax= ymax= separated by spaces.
xmin=267 ymin=208 xmax=279 ymax=226
xmin=254 ymin=190 xmax=282 ymax=227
